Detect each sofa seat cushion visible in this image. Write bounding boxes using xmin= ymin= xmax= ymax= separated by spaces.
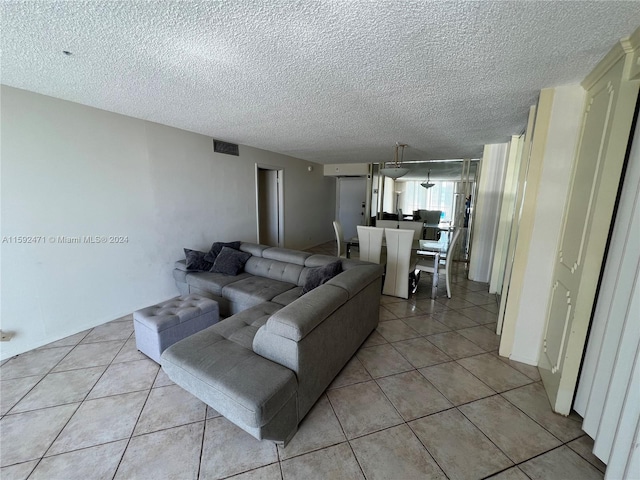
xmin=161 ymin=326 xmax=297 ymax=429
xmin=214 ymin=302 xmax=282 ymax=349
xmin=271 ymin=287 xmax=304 ymax=306
xmin=222 ymin=276 xmax=295 ymax=308
xmin=185 ymin=271 xmax=252 ymax=296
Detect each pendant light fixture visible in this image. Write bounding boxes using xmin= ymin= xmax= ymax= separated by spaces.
xmin=380 ymin=142 xmax=409 ymax=179
xmin=421 ymin=169 xmax=435 ymax=189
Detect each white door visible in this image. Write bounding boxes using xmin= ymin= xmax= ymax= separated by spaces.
xmin=257 ymin=168 xmax=282 ymax=247
xmin=538 ymin=50 xmax=639 ymax=414
xmin=337 ymin=177 xmax=367 ymax=241
xmin=497 ymin=106 xmax=537 ymax=335
xmin=573 ymin=110 xmax=640 ymax=472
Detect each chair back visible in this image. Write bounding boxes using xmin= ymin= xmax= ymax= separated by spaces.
xmin=398 ymin=221 xmax=424 ymax=240
xmin=333 ymin=220 xmax=345 ymax=257
xmin=416 ymin=209 xmax=429 ymax=221
xmin=421 ymin=210 xmax=442 ymax=240
xmin=444 ymin=227 xmax=464 ymax=278
xmin=424 ymin=210 xmax=442 ymax=224
xmin=376 ymin=219 xmax=399 ymax=229
xmin=356 ymin=226 xmax=384 ymax=264
xmin=382 ymin=228 xmax=414 ymax=299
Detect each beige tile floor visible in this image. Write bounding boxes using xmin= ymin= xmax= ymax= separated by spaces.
xmin=0 ymin=242 xmax=607 ymax=480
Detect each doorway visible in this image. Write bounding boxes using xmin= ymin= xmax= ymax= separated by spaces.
xmin=336 ymin=177 xmax=367 ymax=241
xmin=256 ymin=166 xmax=284 ymax=247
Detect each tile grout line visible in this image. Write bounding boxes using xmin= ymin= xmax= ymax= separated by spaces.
xmin=1 ymin=338 xmax=117 ymax=470
xmin=40 ymin=329 xmax=134 ymax=463
xmin=510 ymin=442 xmax=600 ymax=476
xmin=1 ymin=334 xmax=94 ymax=418
xmin=10 ymin=326 xmax=125 ymax=476
xmin=455 ymin=398 xmax=527 ymax=472
xmin=403 ymin=416 xmax=453 ymax=480
xmin=452 ymin=355 xmax=536 ymax=392
xmin=344 ymin=250 xmax=535 ymax=476
xmin=196 ymin=416 xmax=207 ymax=479
xmin=110 ymin=357 xmax=161 ymax=480
xmin=454 ymin=391 xmax=591 ymax=474
xmin=479 ymin=465 xmax=532 ymax=480
xmin=334 ymin=288 xmax=562 ymax=479
xmin=21 ymin=326 xmax=138 ymax=476
xmin=7 ymin=267 xmax=581 ymax=479
xmin=350 ymin=334 xmax=461 ymax=478
xmin=497 ymin=388 xmax=583 ymax=445
xmin=345 ymin=435 xmax=369 ymax=479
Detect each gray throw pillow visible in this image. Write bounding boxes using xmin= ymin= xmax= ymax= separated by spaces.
xmin=212 ymin=246 xmax=252 ymax=275
xmin=184 ymin=249 xmax=213 ymax=271
xmin=204 ymin=241 xmax=241 ymax=263
xmin=302 ymin=260 xmax=342 ymax=294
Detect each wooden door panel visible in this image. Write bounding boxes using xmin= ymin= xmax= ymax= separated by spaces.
xmin=543 ymin=280 xmax=573 ymax=374
xmin=559 ymin=83 xmax=614 ymax=273
xmin=539 ymin=48 xmax=638 ymax=415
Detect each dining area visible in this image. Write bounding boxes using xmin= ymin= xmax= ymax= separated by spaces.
xmin=334 ymin=220 xmax=465 ymax=301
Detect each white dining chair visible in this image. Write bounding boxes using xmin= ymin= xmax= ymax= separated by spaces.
xmin=356 ymin=226 xmax=384 ymax=264
xmin=398 ymin=221 xmax=424 ymax=240
xmin=382 ymin=228 xmax=415 ymax=299
xmin=332 ymin=220 xmax=347 ymax=258
xmin=375 ymin=219 xmax=399 ymax=230
xmin=414 ymin=227 xmax=464 ymax=298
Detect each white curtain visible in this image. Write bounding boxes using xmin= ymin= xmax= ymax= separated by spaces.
xmin=469 ymin=143 xmax=509 ymax=282
xmin=399 ymin=181 xmax=455 ymax=221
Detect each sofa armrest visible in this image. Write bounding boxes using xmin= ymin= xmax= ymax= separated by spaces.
xmin=174 ymin=259 xmax=189 ymax=272
xmin=259 ymin=284 xmax=348 ymax=342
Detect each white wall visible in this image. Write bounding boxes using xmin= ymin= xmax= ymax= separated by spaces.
xmin=468 ymin=143 xmax=509 ymax=283
xmin=0 ymin=86 xmax=335 ymax=358
xmin=509 ymin=85 xmax=585 ymax=365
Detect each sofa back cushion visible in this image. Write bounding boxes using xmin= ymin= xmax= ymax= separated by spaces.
xmin=204 ymin=241 xmax=242 ymax=263
xmin=184 ymin=249 xmax=214 ymax=271
xmin=244 ymin=257 xmax=304 ymax=285
xmin=301 ymin=260 xmax=342 ymax=294
xmin=262 ymin=247 xmax=311 ymax=265
xmin=298 ymin=256 xmax=373 ymax=287
xmin=239 ymin=243 xmax=270 ymax=257
xmin=212 ymin=247 xmax=252 ymax=275
xmin=258 ymin=284 xmax=349 ymax=342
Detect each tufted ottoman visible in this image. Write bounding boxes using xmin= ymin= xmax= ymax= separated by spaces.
xmin=134 ymin=294 xmax=219 ymax=363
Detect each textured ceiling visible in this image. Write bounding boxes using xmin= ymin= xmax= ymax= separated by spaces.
xmin=1 ymin=2 xmax=639 ymax=164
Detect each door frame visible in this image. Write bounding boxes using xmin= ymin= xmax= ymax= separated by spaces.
xmin=255 ymin=164 xmax=284 ymax=247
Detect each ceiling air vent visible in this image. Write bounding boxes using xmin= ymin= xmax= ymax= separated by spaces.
xmin=213 ymin=139 xmax=239 ymax=156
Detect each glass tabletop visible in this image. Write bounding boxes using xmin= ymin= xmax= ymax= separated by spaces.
xmin=418 ymin=239 xmax=447 ymax=253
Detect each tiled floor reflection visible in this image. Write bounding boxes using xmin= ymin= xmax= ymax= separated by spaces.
xmin=0 ymin=242 xmax=604 ymax=479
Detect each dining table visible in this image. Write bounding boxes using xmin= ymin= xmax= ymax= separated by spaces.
xmin=345 ymin=236 xmax=448 ymax=299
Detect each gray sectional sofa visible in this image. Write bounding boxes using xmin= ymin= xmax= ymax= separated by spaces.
xmin=162 ymin=242 xmax=383 ymax=445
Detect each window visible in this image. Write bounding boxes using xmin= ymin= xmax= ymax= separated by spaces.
xmin=400 ymin=181 xmax=455 ymax=221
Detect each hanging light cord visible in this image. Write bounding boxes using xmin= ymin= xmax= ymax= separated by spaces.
xmin=392 ymin=142 xmax=406 ymax=167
